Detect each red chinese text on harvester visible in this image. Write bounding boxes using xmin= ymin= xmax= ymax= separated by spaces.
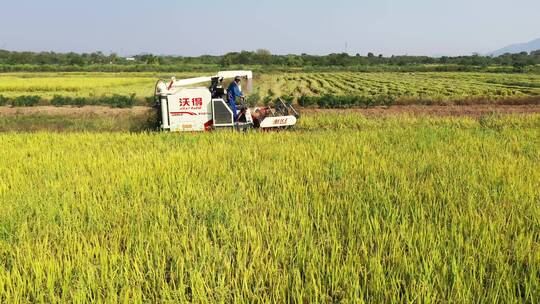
xmin=179 ymin=97 xmax=203 ymax=109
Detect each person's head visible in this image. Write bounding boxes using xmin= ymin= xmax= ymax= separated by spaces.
xmin=234 ymin=76 xmax=241 ymax=84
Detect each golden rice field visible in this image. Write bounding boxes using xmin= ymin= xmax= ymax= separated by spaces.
xmin=1 ymin=72 xmax=539 ymax=105
xmin=0 ymin=72 xmax=163 ymax=100
xmin=0 ymin=113 xmax=539 ymax=302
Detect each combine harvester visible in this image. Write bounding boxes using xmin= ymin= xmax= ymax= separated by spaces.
xmin=154 ymin=71 xmax=299 ymax=132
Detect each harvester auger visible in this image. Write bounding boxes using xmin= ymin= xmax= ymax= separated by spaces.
xmin=154 ymin=71 xmax=300 ymax=132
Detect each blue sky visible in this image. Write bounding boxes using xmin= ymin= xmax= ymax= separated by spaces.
xmin=1 ymin=0 xmax=539 ymax=56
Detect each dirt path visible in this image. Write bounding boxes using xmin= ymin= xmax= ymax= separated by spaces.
xmin=1 ymin=104 xmax=540 ymax=118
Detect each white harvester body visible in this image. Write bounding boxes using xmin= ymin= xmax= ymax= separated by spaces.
xmin=155 ymin=71 xmax=298 ymax=132
xmin=158 ymin=87 xmax=213 ymax=132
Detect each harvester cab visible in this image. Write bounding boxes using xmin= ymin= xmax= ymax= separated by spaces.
xmin=154 ymin=71 xmax=299 ymax=132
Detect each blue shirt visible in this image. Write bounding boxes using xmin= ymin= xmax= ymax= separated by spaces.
xmin=227 ymin=82 xmax=243 ymax=104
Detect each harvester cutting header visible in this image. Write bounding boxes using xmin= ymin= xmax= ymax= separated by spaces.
xmin=155 ymin=71 xmax=299 ymax=132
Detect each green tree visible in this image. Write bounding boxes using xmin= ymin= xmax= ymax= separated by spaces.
xmin=255 ymin=49 xmax=272 ymax=65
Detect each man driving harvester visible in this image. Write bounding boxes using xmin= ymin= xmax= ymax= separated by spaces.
xmin=227 ymin=76 xmax=245 ymax=121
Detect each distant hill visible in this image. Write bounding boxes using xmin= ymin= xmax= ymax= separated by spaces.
xmin=490 ymin=37 xmax=540 ymax=56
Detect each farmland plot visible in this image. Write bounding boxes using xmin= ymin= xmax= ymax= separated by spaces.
xmin=0 ymin=114 xmax=538 ymax=302
xmin=256 ymin=72 xmax=540 ymax=103
xmin=1 ymin=72 xmax=540 ymax=107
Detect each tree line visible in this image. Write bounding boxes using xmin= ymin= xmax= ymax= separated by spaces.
xmin=1 ymin=49 xmax=539 ymax=69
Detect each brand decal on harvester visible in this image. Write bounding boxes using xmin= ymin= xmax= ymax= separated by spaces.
xmin=273 ymin=118 xmax=288 ymax=124
xmin=179 ymin=97 xmax=203 ymax=110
